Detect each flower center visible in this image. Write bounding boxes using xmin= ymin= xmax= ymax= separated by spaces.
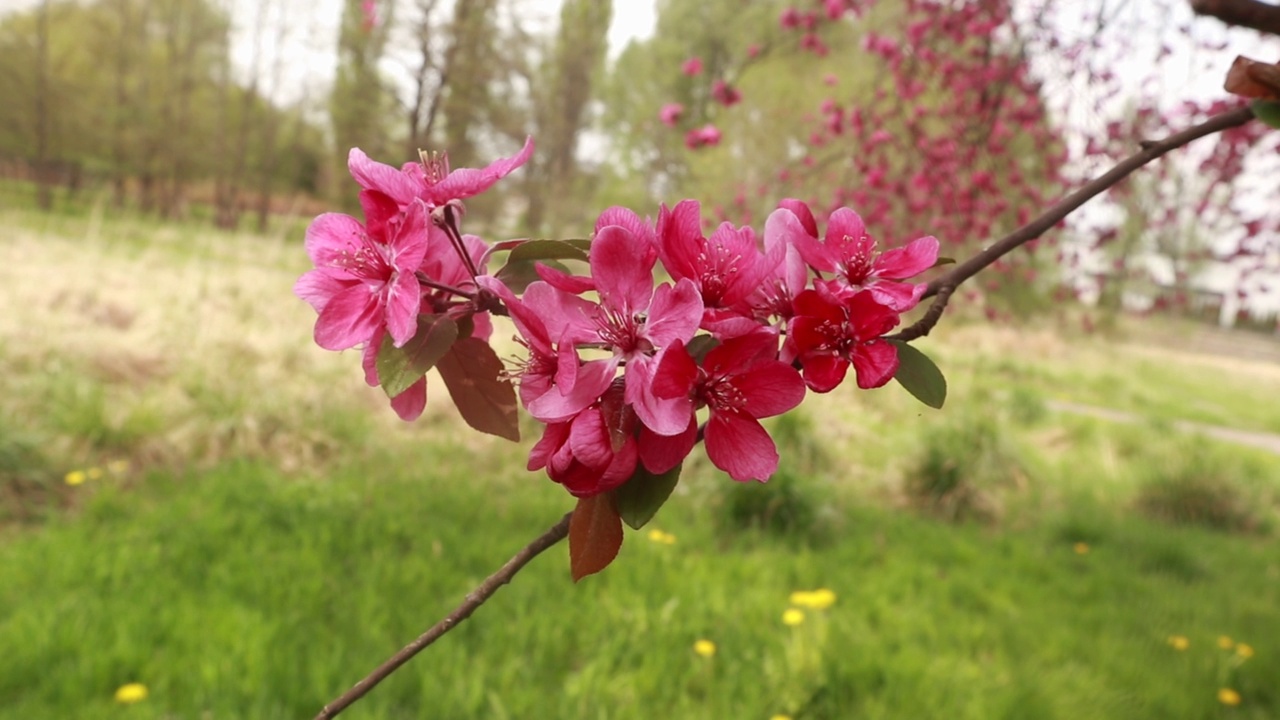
xmin=419 ymin=149 xmax=451 ymax=185
xmin=592 ymin=306 xmax=652 ymax=357
xmin=331 ymin=231 xmax=394 ymax=284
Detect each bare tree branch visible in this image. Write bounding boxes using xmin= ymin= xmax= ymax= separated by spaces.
xmin=314 ymin=510 xmax=574 ymax=720
xmin=1190 ymin=0 xmax=1280 ymax=35
xmin=892 ymin=104 xmax=1257 ymax=342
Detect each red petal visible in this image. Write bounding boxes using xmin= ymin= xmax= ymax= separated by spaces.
xmin=314 ymin=284 xmax=380 ymax=350
xmin=705 ymin=412 xmax=779 ymax=482
xmin=389 ymin=377 xmax=427 ymax=421
xmin=874 ymin=235 xmax=938 ymax=280
xmin=638 ymin=418 xmax=698 ymax=474
xmin=592 ymin=225 xmax=655 ymax=313
xmin=851 ymin=339 xmax=899 ymax=389
xmin=800 ymin=353 xmax=848 ymax=393
xmin=645 ymin=279 xmax=703 ymax=349
xmin=735 ymin=362 xmax=806 ymax=418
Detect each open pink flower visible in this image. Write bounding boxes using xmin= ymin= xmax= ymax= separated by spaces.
xmin=682 ymin=57 xmax=703 ymax=76
xmin=294 ymin=199 xmax=428 ymax=352
xmin=346 ymin=137 xmax=535 ymax=212
xmin=711 ymin=80 xmax=742 ymax=106
xmin=791 ymin=207 xmax=938 ymax=311
xmin=786 ymin=289 xmax=900 ymax=392
xmin=738 ymin=205 xmax=813 ymax=326
xmin=645 ymin=331 xmax=806 ymax=481
xmin=684 ymin=124 xmax=723 ymax=149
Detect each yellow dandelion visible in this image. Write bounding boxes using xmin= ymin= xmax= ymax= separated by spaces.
xmin=114 ymin=683 xmax=148 ymax=704
xmin=64 ymin=470 xmax=86 ymax=486
xmin=1073 ymin=542 xmax=1089 ymax=554
xmin=647 ymin=529 xmax=676 ymax=545
xmin=770 ymin=715 xmax=793 ymax=720
xmin=1236 ymin=643 xmax=1254 ymax=659
xmin=1218 ymin=635 xmax=1234 ymax=650
xmin=107 ymin=459 xmax=130 ymax=474
xmin=1217 ymin=688 xmax=1241 ymax=706
xmin=782 ymin=608 xmax=805 ymax=626
xmin=87 ymin=467 xmax=104 ymax=480
xmin=693 ymin=639 xmax=716 ymax=658
xmin=1167 ymin=635 xmax=1189 ymax=651
xmin=789 ymin=588 xmax=837 ymax=610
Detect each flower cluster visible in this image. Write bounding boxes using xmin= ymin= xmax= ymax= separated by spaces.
xmin=295 ymin=141 xmax=937 ymax=505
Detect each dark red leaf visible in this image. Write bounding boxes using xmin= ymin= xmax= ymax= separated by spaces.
xmin=436 ymin=337 xmax=520 ymax=441
xmin=569 ymin=493 xmax=624 ymax=581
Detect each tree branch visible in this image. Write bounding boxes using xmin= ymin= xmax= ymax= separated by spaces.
xmin=1190 ymin=0 xmax=1280 ymax=35
xmin=891 ymin=104 xmax=1256 ymax=342
xmin=314 ymin=511 xmax=574 ymax=720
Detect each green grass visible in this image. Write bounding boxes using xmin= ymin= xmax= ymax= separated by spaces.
xmin=2 ymin=211 xmax=1280 ymax=718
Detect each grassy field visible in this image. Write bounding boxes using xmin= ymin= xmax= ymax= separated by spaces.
xmin=1 ymin=206 xmax=1279 ymax=719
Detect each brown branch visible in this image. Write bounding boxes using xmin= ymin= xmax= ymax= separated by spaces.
xmin=1190 ymin=0 xmax=1280 ymax=35
xmin=314 ymin=511 xmax=574 ymax=719
xmin=891 ymin=104 xmax=1256 ymax=342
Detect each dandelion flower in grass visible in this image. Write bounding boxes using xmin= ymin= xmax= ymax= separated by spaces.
xmin=647 ymin=529 xmax=676 ymax=545
xmin=693 ymin=639 xmax=716 ymax=658
xmin=64 ymin=470 xmax=86 ymax=486
xmin=789 ymin=588 xmax=836 ymax=610
xmin=114 ymin=683 xmax=147 ymax=704
xmin=1167 ymin=635 xmax=1189 ymax=651
xmin=1236 ymin=643 xmax=1254 ymax=659
xmin=1218 ymin=688 xmax=1242 ymax=706
xmin=1218 ymin=635 xmax=1234 ymax=650
xmin=1073 ymin=542 xmax=1089 ymax=555
xmin=782 ymin=608 xmax=805 ymax=626
xmin=771 ymin=715 xmax=793 ymax=720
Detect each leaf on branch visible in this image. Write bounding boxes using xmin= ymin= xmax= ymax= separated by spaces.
xmin=614 ymin=462 xmax=683 ymax=530
xmin=376 ymin=314 xmax=458 ymax=399
xmin=495 ymin=240 xmax=591 ymax=292
xmin=685 ymin=334 xmax=721 ymax=364
xmin=436 ymin=337 xmax=520 ymax=441
xmin=931 ymin=256 xmax=957 ymax=268
xmin=888 ymin=340 xmax=946 ymax=409
xmin=1252 ymin=100 xmax=1280 ymax=130
xmin=569 ymin=493 xmax=624 ymax=581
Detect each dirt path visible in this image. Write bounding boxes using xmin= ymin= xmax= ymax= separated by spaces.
xmin=1049 ymin=400 xmax=1280 ymax=457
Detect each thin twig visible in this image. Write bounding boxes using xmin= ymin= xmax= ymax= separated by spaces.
xmin=314 ymin=511 xmax=574 ymax=719
xmin=891 ymin=104 xmax=1256 ymax=342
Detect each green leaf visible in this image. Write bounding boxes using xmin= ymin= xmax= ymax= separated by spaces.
xmin=931 ymin=256 xmax=956 ymax=268
xmin=685 ymin=335 xmax=720 ymax=364
xmin=888 ymin=340 xmax=946 ymax=409
xmin=436 ymin=337 xmax=520 ymax=441
xmin=494 ymin=239 xmax=590 ymax=293
xmin=493 ymin=259 xmax=570 ymax=294
xmin=1252 ymin=100 xmax=1280 ymax=129
xmin=570 ymin=493 xmax=624 ymax=582
xmin=614 ymin=462 xmax=683 ymax=530
xmin=376 ymin=314 xmax=458 ymax=399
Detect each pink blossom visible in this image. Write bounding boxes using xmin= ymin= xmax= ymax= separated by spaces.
xmin=684 ymin=124 xmax=723 ymax=149
xmin=360 ymin=0 xmax=377 ymax=31
xmin=786 ymin=289 xmax=900 ymax=392
xmin=779 ymin=7 xmax=802 ymax=29
xmin=346 ymin=137 xmax=534 ymax=212
xmin=682 ymin=57 xmax=703 ymax=76
xmin=528 ymin=382 xmax=638 ymax=498
xmin=711 ymin=80 xmax=742 ymax=107
xmin=790 ymin=207 xmax=938 ymax=311
xmin=659 ymin=102 xmax=684 ymax=127
xmin=646 ymin=331 xmax=806 ymax=481
xmin=294 ymin=199 xmax=429 ymax=352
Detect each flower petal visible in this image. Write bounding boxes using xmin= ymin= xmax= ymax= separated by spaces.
xmin=627 ymin=354 xmax=695 ymax=436
xmin=348 ymin=148 xmax=422 ymax=206
xmin=874 ymin=235 xmax=939 ymax=280
xmin=639 ymin=418 xmax=698 ymax=474
xmin=314 ymin=284 xmax=380 ymax=351
xmin=705 ymin=412 xmax=779 ymax=482
xmin=591 ymin=225 xmax=655 ymax=313
xmin=800 ymin=353 xmax=848 ymax=393
xmin=294 ymin=268 xmax=354 ymax=313
xmin=867 ymin=279 xmax=927 ymax=312
xmin=305 ymin=213 xmax=364 ymax=266
xmin=735 ymin=362 xmax=806 ymax=418
xmin=657 ymin=200 xmax=704 ymax=282
xmin=389 ymin=376 xmax=427 ymax=421
xmin=644 ymin=279 xmax=703 ymax=349
xmin=423 ymin=136 xmax=535 ymax=205
xmin=851 ymin=339 xmax=898 ymax=389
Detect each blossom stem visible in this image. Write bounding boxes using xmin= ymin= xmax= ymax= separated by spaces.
xmin=314 ymin=511 xmax=574 ymax=719
xmin=417 ymin=274 xmax=476 ymax=300
xmin=890 ymin=104 xmax=1258 ymax=342
xmin=437 ymin=204 xmax=482 ymax=280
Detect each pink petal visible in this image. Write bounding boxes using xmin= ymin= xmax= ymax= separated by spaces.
xmin=384 ymin=270 xmax=422 ymax=347
xmin=423 ymin=136 xmax=535 ymax=204
xmin=314 ymin=284 xmax=380 ymax=351
xmin=528 ymin=421 xmax=571 ymax=471
xmin=389 ymin=377 xmax=427 ymax=421
xmin=851 ymin=339 xmax=899 ymax=389
xmin=591 ymin=225 xmax=655 ymax=313
xmin=528 ymin=357 xmax=617 ymax=424
xmin=826 ymin=207 xmax=874 ymax=267
xmin=866 ymin=280 xmax=927 ymax=313
xmin=638 ymin=418 xmax=698 ymax=474
xmin=536 ymin=262 xmax=596 ymax=294
xmin=522 ymin=282 xmax=598 ymax=346
xmin=873 ymin=235 xmax=939 ymax=280
xmin=305 ymin=213 xmax=364 ymax=266
xmin=596 ymin=206 xmax=656 ymax=248
xmin=705 ymin=412 xmax=780 ymax=482
xmin=569 ymin=407 xmax=615 ymax=470
xmin=644 ymin=279 xmax=703 ymax=349
xmin=348 ymin=148 xmax=422 ymax=206
xmin=389 ymin=200 xmax=430 ymax=271
xmin=476 ymin=276 xmax=551 ymax=353
xmin=358 ymin=190 xmax=401 ymax=240
xmin=626 ymin=354 xmax=694 ymax=436
xmin=362 ymin=331 xmax=383 ymax=386
xmin=596 ymin=436 xmax=639 ymax=494
xmin=800 ymin=353 xmax=848 ymax=393
xmin=703 ymin=329 xmax=778 ymax=374
xmin=652 ymin=341 xmax=698 ymax=400
xmin=777 ymin=198 xmax=818 ymax=238
xmin=735 ymin=362 xmax=806 ymax=418
xmin=294 ymin=268 xmax=353 ymax=313
xmin=846 ymin=291 xmax=901 ymax=340
xmin=657 ymin=200 xmax=704 ymax=282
